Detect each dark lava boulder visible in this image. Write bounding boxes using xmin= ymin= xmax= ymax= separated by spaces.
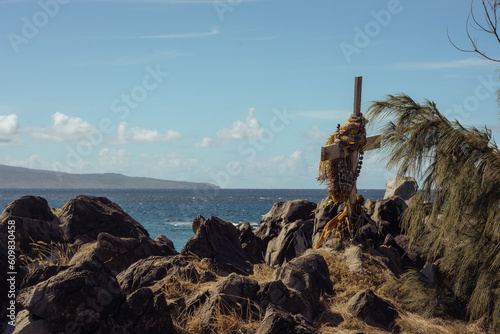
xmin=346 ymin=289 xmax=398 ymax=331
xmin=0 ymin=196 xmax=65 ymax=257
xmin=181 ymin=216 xmax=253 ymax=276
xmin=265 ymin=220 xmax=313 ymax=267
xmin=255 ymin=200 xmax=316 ymax=250
xmin=57 ymin=195 xmax=149 ymax=243
xmin=68 ymin=231 xmax=177 ymax=275
xmin=312 ymin=197 xmax=342 ymax=247
xmin=273 ymin=250 xmax=333 ymax=320
xmin=370 ymin=195 xmax=408 ymax=237
xmin=256 ymin=304 xmax=317 ymax=334
xmin=198 ymin=273 xmax=260 ymax=323
xmin=117 ymin=255 xmax=216 ymax=295
xmin=0 ymin=196 xmax=66 ymax=323
xmin=237 ymin=222 xmax=264 ymax=264
xmin=114 ymin=287 xmax=176 ymax=334
xmin=384 ymin=176 xmax=418 ymax=201
xmin=17 ymin=258 xmax=124 ymax=334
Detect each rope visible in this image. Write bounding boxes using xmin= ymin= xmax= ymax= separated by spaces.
xmin=318 ymin=114 xmax=368 ymax=202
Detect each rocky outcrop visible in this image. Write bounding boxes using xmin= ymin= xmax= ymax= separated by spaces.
xmin=273 ymin=250 xmax=333 ymax=320
xmin=57 ymin=195 xmax=149 ymax=243
xmin=18 ymin=258 xmax=124 ymax=333
xmin=265 ymin=220 xmax=313 ymax=267
xmin=117 ymin=255 xmax=216 ymax=295
xmin=0 ymin=196 xmax=67 ymax=323
xmin=256 ymin=304 xmax=317 ymax=334
xmin=5 ymin=176 xmax=463 ymax=333
xmin=312 ymin=198 xmax=342 ymax=249
xmin=347 ymin=289 xmax=399 ymax=331
xmin=181 ymin=216 xmax=253 ymax=276
xmin=254 ymin=200 xmax=316 ymax=268
xmin=370 ymin=195 xmax=408 ymax=236
xmin=114 ymin=287 xmax=175 ymax=333
xmin=0 ymin=196 xmax=65 ymax=257
xmin=237 ymin=222 xmax=264 ymax=263
xmin=384 ymin=176 xmax=418 ymax=201
xmin=197 ymin=273 xmax=260 ymax=324
xmin=255 ymin=200 xmax=316 ymax=249
xmin=68 ymin=232 xmax=177 ymax=275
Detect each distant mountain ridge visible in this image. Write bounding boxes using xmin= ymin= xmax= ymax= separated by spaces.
xmin=0 ymin=164 xmax=218 ymax=189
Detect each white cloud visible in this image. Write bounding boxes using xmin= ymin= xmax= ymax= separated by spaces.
xmin=302 ymin=125 xmax=329 ymax=140
xmin=116 ymin=122 xmax=182 ymax=144
xmin=194 ymin=137 xmax=213 ymax=148
xmin=5 ymin=155 xmax=41 ymax=169
xmin=98 ymin=148 xmax=131 ymax=170
xmin=139 ymin=152 xmax=202 ymax=180
xmin=0 ymin=114 xmax=20 ymax=144
xmin=216 ymin=108 xmax=263 ymax=139
xmin=296 ymin=110 xmax=351 ymax=120
xmin=30 ymin=112 xmax=96 ymax=143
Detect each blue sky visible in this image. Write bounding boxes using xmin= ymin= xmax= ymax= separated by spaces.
xmin=0 ymin=0 xmax=499 ymax=189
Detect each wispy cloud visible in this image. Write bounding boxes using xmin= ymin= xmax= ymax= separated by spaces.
xmin=136 ymin=28 xmax=219 ymax=39
xmin=393 ymin=57 xmax=496 ymax=70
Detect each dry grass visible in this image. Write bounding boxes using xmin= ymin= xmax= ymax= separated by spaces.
xmin=397 ymin=313 xmax=497 ymax=334
xmin=317 ymin=248 xmax=496 ymax=334
xmin=378 ymin=269 xmax=438 ymax=318
xmin=318 ymin=250 xmax=389 ymax=302
xmin=249 ymin=262 xmax=274 ymax=284
xmin=163 ymin=270 xmax=202 ymax=299
xmin=167 ymin=258 xmax=263 ymax=333
xmin=176 ymin=293 xmax=262 ymax=334
xmin=20 ymin=240 xmax=73 ymax=274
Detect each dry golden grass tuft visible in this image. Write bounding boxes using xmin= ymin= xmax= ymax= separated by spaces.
xmin=175 ymin=293 xmax=262 ymax=334
xmin=396 ymin=313 xmax=497 ymax=334
xmin=20 ymin=240 xmax=73 ymax=274
xmin=249 ymin=262 xmax=274 ymax=284
xmin=162 ymin=270 xmax=202 ymax=300
xmin=318 ymin=249 xmax=389 ymax=302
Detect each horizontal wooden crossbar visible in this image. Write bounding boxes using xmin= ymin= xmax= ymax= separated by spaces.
xmin=320 ymin=134 xmax=381 ymax=161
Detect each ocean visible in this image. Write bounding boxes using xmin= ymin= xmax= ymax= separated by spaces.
xmin=0 ymin=188 xmax=385 ymax=251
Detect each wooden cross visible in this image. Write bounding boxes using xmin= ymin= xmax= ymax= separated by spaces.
xmin=320 ymin=76 xmax=381 ymax=215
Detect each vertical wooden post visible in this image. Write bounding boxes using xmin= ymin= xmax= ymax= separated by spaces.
xmin=348 ymin=76 xmax=363 ymax=229
xmin=353 ymin=76 xmax=362 ymax=117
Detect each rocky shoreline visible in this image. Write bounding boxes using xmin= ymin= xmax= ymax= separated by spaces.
xmin=0 ymin=178 xmax=480 ymax=333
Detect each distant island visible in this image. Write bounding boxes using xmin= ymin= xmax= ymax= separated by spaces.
xmin=0 ymin=164 xmax=218 ymax=189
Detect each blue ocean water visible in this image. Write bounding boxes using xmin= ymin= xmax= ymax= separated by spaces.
xmin=0 ymin=189 xmax=385 ymax=251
